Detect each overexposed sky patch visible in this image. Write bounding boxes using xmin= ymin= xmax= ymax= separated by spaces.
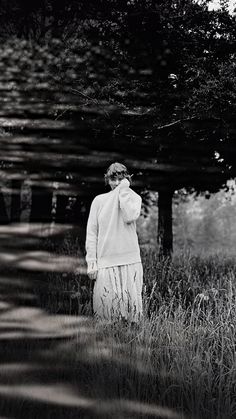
xmin=208 ymin=0 xmax=236 ymax=13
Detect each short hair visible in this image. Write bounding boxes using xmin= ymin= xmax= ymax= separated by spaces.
xmin=104 ymin=162 xmax=132 ymax=185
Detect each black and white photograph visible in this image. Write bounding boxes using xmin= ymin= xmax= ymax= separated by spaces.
xmin=0 ymin=1 xmax=235 ymax=418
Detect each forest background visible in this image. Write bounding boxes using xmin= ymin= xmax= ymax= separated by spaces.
xmin=0 ymin=0 xmax=236 ymax=257
xmin=0 ymin=2 xmax=236 ymax=419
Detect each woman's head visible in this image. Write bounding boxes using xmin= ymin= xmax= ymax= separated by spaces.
xmin=104 ymin=162 xmax=132 ymax=190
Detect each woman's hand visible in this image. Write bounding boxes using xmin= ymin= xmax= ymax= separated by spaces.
xmin=88 ymin=270 xmax=97 ymax=280
xmin=119 ymin=178 xmax=130 ymax=188
xmin=87 ymin=260 xmax=98 ymax=280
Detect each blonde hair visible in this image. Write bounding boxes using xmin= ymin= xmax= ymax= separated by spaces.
xmin=104 ymin=162 xmax=132 ymax=186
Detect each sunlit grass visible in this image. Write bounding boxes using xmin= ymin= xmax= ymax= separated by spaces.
xmin=69 ymin=251 xmax=236 ymax=419
xmin=39 ymin=239 xmax=236 ymax=418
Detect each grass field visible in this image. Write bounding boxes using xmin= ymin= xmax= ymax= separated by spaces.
xmin=40 ymin=243 xmax=236 ymax=418
xmin=66 ymin=251 xmax=236 ymax=419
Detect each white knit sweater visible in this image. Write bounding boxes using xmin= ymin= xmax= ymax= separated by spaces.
xmin=85 ymin=178 xmax=142 ymax=272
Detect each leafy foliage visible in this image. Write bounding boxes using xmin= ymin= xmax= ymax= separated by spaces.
xmin=1 ymin=1 xmax=236 ymax=254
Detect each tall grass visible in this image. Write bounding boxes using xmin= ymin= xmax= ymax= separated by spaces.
xmin=69 ymin=250 xmax=236 ymax=419
xmin=39 ymin=232 xmax=92 ymax=315
xmin=39 ymin=238 xmax=236 ymax=418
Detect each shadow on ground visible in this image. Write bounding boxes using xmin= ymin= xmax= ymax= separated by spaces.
xmin=0 ymin=223 xmax=189 ymax=419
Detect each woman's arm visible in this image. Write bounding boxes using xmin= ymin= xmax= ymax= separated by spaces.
xmin=85 ymin=198 xmax=98 ymax=278
xmin=119 ymin=178 xmax=142 ymax=223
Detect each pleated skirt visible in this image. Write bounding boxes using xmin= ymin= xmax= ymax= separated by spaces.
xmin=93 ymin=262 xmax=143 ymax=322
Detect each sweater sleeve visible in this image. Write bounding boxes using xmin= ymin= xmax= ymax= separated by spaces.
xmin=119 ymin=180 xmax=142 ymax=223
xmin=85 ymin=197 xmax=98 ymax=271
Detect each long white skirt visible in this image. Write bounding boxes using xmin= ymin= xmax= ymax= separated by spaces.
xmin=93 ymin=262 xmax=143 ymax=322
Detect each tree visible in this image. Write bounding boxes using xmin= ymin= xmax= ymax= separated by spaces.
xmin=1 ymin=0 xmax=236 ymax=256
xmin=69 ymin=0 xmax=236 ymax=256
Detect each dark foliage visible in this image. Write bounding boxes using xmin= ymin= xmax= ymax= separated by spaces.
xmin=1 ymin=1 xmax=236 ymax=254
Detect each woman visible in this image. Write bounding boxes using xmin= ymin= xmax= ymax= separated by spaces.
xmin=85 ymin=162 xmax=143 ymax=322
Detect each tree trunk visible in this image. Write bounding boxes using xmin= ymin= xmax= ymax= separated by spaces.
xmin=0 ymin=191 xmax=9 ymax=224
xmin=20 ymin=179 xmax=32 ymax=223
xmin=55 ymin=195 xmax=68 ymax=223
xmin=157 ymin=189 xmax=174 ymax=258
xmin=30 ymin=187 xmax=53 ymax=222
xmin=73 ymin=196 xmax=93 ymax=252
xmin=10 ymin=180 xmax=22 ymax=222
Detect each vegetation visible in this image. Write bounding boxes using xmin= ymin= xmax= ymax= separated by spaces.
xmin=36 ymin=224 xmax=236 ymax=418
xmin=60 ymin=251 xmax=236 ymax=419
xmin=1 ymin=3 xmax=236 ymax=418
xmin=1 ymin=1 xmax=236 ymax=255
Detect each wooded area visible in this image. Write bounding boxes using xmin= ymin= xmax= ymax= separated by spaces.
xmin=0 ymin=0 xmax=236 ymax=256
xmin=1 ymin=3 xmax=236 ymax=419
